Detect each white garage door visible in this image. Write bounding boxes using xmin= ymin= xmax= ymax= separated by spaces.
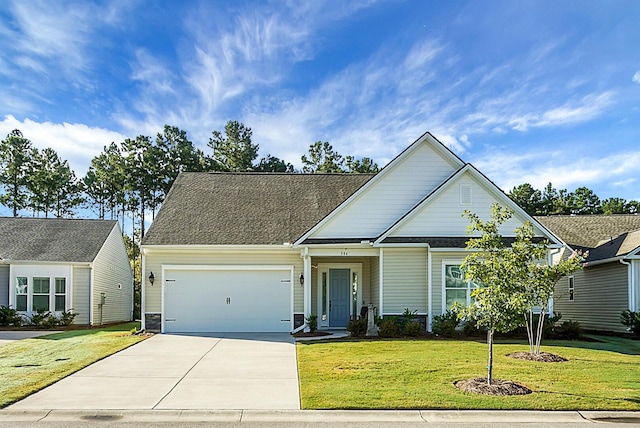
xmin=163 ymin=267 xmax=292 ymax=333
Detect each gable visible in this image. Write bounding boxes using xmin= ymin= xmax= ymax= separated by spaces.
xmin=379 ymin=165 xmax=559 ymax=243
xmin=298 ymin=133 xmax=464 ymax=241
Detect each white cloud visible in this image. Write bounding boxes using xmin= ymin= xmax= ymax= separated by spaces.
xmin=0 ymin=115 xmax=127 ymax=177
xmin=633 ymin=71 xmax=640 ymax=84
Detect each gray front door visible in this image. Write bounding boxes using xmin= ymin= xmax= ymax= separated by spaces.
xmin=329 ymin=269 xmax=350 ymax=327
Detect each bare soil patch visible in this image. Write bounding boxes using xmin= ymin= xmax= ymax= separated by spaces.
xmin=293 ymin=331 xmax=334 ymax=338
xmin=455 ymin=377 xmax=532 ymax=396
xmin=508 ymin=351 xmax=567 ymax=362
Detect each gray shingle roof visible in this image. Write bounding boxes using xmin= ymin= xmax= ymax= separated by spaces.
xmin=534 ymin=215 xmax=640 ymax=261
xmin=142 ymin=172 xmax=374 ymax=246
xmin=0 ymin=217 xmax=117 ymax=262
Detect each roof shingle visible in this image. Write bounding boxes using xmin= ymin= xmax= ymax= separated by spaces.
xmin=142 ymin=172 xmax=374 ymax=246
xmin=0 ymin=217 xmax=117 ymax=262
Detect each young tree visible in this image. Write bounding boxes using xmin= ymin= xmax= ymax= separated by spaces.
xmin=301 ymin=141 xmax=344 ymax=173
xmin=460 ymin=205 xmax=525 ymax=385
xmin=208 ymin=121 xmax=258 ymax=171
xmin=0 ymin=130 xmax=33 ymax=216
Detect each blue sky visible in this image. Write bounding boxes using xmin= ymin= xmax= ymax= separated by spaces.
xmin=1 ymin=0 xmax=639 ymax=210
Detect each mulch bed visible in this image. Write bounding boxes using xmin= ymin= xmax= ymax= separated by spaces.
xmin=455 ymin=377 xmax=532 ymax=396
xmin=507 ymin=351 xmax=568 ymax=362
xmin=292 ymin=331 xmax=334 ymax=338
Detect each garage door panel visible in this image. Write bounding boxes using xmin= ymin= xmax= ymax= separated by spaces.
xmin=163 ymin=268 xmax=292 ymax=333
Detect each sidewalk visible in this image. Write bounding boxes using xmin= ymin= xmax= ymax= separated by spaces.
xmin=0 ymin=409 xmax=638 ymax=426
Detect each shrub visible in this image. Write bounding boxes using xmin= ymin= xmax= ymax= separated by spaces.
xmin=347 ymin=318 xmax=367 ymax=337
xmin=403 ymin=321 xmax=423 ymax=337
xmin=29 ymin=309 xmax=53 ymax=327
xmin=621 ymin=310 xmax=640 ymax=336
xmin=462 ymin=319 xmax=485 ymax=337
xmin=0 ymin=305 xmax=24 ymax=326
xmin=58 ymin=309 xmax=77 ymax=326
xmin=432 ymin=309 xmax=459 ymax=337
xmin=305 ymin=314 xmax=318 ymax=333
xmin=378 ymin=318 xmax=401 ymax=338
xmin=553 ymin=319 xmax=582 ymax=340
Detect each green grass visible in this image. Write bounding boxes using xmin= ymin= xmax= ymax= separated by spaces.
xmin=0 ymin=322 xmax=146 ymax=408
xmin=297 ymin=336 xmax=640 ymax=410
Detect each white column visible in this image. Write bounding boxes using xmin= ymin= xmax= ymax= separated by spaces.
xmin=303 ymin=247 xmax=311 ymax=332
xmin=427 ymin=247 xmax=432 ymax=332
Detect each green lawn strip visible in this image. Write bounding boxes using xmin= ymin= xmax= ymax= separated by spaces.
xmin=0 ymin=322 xmax=146 ymax=408
xmin=297 ymin=338 xmax=640 ymax=410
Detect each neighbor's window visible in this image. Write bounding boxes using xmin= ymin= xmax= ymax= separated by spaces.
xmin=32 ymin=277 xmax=50 ymax=312
xmin=568 ymin=276 xmax=574 ymax=301
xmin=55 ymin=278 xmax=66 ymax=311
xmin=444 ymin=264 xmax=479 ymax=308
xmin=16 ymin=277 xmax=28 ymax=311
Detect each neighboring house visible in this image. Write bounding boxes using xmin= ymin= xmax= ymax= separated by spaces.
xmin=141 ymin=132 xmax=563 ymax=333
xmin=0 ymin=217 xmax=134 ymax=325
xmin=535 ymin=215 xmax=640 ymax=333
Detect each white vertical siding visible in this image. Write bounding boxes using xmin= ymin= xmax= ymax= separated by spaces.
xmin=0 ymin=265 xmax=8 ymax=307
xmin=91 ymin=225 xmax=134 ymax=325
xmin=144 ymin=249 xmax=303 ymax=314
xmin=72 ymin=267 xmax=91 ymax=325
xmin=382 ymin=248 xmax=427 ymax=314
xmin=389 ymin=174 xmax=543 ymax=238
xmin=554 ymin=263 xmax=629 ymax=332
xmin=311 ymin=142 xmax=459 ymax=238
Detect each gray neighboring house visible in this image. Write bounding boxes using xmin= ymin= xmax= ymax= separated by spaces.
xmin=536 ymin=215 xmax=640 ymax=333
xmin=0 ymin=217 xmax=134 ymax=325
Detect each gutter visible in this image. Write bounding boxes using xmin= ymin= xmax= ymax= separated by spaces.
xmin=620 ymin=259 xmax=634 ymax=312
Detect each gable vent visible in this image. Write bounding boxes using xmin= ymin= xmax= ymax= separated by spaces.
xmin=460 ymin=184 xmax=472 ymax=205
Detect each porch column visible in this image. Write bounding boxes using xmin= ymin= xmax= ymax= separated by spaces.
xmin=303 ymin=247 xmax=312 ymax=332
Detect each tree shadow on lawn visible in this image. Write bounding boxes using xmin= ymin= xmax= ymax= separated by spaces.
xmin=494 ymin=336 xmax=640 ymax=356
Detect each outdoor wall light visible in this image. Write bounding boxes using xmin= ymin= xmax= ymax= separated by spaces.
xmin=299 ymin=273 xmax=304 ymax=286
xmin=149 ymin=271 xmax=155 ymax=286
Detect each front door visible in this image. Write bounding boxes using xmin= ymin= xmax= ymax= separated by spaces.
xmin=329 ymin=269 xmax=350 ymax=327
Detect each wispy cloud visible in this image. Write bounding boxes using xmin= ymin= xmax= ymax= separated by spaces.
xmin=633 ymin=71 xmax=640 ymax=84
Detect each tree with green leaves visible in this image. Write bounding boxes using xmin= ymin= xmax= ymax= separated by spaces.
xmin=301 ymin=141 xmax=344 ymax=173
xmin=84 ymin=142 xmax=127 ymax=224
xmin=509 ymin=183 xmax=543 ymax=215
xmin=254 ymin=154 xmax=294 ymax=172
xmin=208 ymin=121 xmax=258 ymax=171
xmin=0 ymin=130 xmax=33 ymax=216
xmin=460 ymin=204 xmax=524 ymax=385
xmin=601 ymin=197 xmax=628 ymax=215
xmin=568 ymin=186 xmax=601 ymax=214
xmin=345 ymin=155 xmax=379 ymax=173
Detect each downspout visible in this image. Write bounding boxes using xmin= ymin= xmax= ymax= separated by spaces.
xmin=427 ymin=245 xmax=432 ymax=332
xmin=620 ymin=259 xmax=633 ymax=311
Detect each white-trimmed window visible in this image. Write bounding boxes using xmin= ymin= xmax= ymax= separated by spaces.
xmin=55 ymin=278 xmax=66 ymax=311
xmin=568 ymin=276 xmax=574 ymax=301
xmin=32 ymin=277 xmax=50 ymax=312
xmin=444 ymin=263 xmax=479 ymax=308
xmin=16 ymin=277 xmax=28 ymax=311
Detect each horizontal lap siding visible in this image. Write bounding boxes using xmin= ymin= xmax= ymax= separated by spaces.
xmin=144 ymin=249 xmax=303 ymax=314
xmin=370 ymin=256 xmax=380 ymax=309
xmin=72 ymin=267 xmax=91 ymax=325
xmin=92 ymin=226 xmax=134 ymax=324
xmin=554 ymin=263 xmax=629 ymax=332
xmin=0 ymin=265 xmax=8 ymax=307
xmin=382 ymin=248 xmax=426 ymax=314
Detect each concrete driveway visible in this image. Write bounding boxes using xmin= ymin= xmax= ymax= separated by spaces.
xmin=0 ymin=331 xmax=61 ymax=347
xmin=8 ymin=333 xmax=300 ymax=410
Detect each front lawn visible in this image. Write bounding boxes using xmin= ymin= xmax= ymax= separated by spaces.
xmin=297 ymin=336 xmax=640 ymax=410
xmin=0 ymin=322 xmax=146 ymax=408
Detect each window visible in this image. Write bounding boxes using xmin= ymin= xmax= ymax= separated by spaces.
xmin=32 ymin=277 xmax=50 ymax=312
xmin=352 ymin=272 xmax=358 ymax=318
xmin=321 ymin=272 xmax=327 ymax=321
xmin=16 ymin=277 xmax=28 ymax=311
xmin=55 ymin=278 xmax=66 ymax=311
xmin=444 ymin=263 xmax=479 ymax=308
xmin=568 ymin=276 xmax=574 ymax=301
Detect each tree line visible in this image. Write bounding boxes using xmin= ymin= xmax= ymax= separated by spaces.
xmin=509 ymin=182 xmax=639 ymax=216
xmin=0 ymin=121 xmax=379 ymax=237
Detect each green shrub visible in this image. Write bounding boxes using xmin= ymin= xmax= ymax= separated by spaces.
xmin=305 ymin=314 xmax=318 ymax=333
xmin=378 ymin=318 xmax=400 ymax=338
xmin=553 ymin=319 xmax=582 ymax=340
xmin=462 ymin=319 xmax=485 ymax=337
xmin=621 ymin=310 xmax=640 ymax=336
xmin=58 ymin=309 xmax=78 ymax=326
xmin=432 ymin=309 xmax=459 ymax=337
xmin=347 ymin=318 xmax=367 ymax=337
xmin=0 ymin=305 xmax=24 ymax=326
xmin=403 ymin=321 xmax=423 ymax=337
